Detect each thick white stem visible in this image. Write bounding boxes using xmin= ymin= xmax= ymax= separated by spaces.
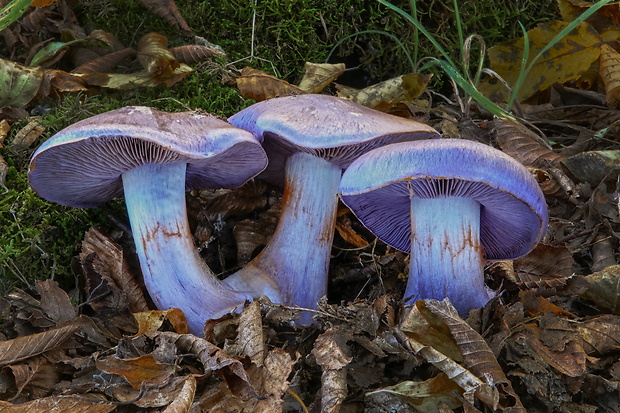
xmin=224 ymin=152 xmax=341 ymax=325
xmin=122 ymin=163 xmax=252 ymax=335
xmin=405 ymin=196 xmax=493 ymax=315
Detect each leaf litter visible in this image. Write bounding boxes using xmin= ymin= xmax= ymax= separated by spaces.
xmin=5 ymin=0 xmax=620 ymax=412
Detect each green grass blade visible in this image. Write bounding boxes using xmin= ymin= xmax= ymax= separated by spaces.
xmin=0 ymin=0 xmax=32 ymax=31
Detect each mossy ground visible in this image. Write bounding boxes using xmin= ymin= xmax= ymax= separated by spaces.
xmin=0 ymin=0 xmax=559 ymax=295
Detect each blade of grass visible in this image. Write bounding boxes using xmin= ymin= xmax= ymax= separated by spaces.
xmin=0 ymin=0 xmax=32 ymax=31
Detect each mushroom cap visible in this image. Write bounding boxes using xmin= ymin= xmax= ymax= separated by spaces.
xmin=339 ymin=139 xmax=548 ymax=260
xmin=28 ymin=106 xmax=268 ymax=208
xmin=228 ymin=94 xmax=439 ymax=185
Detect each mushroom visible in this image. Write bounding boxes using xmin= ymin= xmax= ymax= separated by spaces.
xmin=28 ymin=106 xmax=269 ymax=335
xmin=339 ymin=139 xmax=548 ymax=315
xmin=225 ymin=94 xmax=439 ymax=324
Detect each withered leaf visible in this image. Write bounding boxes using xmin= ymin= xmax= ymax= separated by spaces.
xmin=170 ymin=44 xmax=225 ymax=63
xmin=133 ymin=308 xmax=189 ymax=335
xmin=480 ymin=21 xmax=601 ymax=102
xmin=581 ymin=265 xmax=620 ymax=314
xmin=367 ymin=373 xmax=462 ymax=411
xmin=236 ymin=301 xmax=265 ymax=366
xmin=162 ymin=375 xmax=196 ymax=413
xmin=339 ymin=74 xmax=415 ymax=108
xmin=297 ymin=62 xmax=346 ymax=94
xmin=96 ymin=353 xmax=177 ymax=389
xmin=599 ymin=44 xmax=620 ymax=107
xmin=0 ymin=324 xmax=80 ymax=366
xmin=36 ymin=280 xmax=78 ymax=324
xmin=576 ymin=315 xmax=620 ymax=355
xmin=72 ymin=47 xmax=136 ymax=74
xmin=513 ymin=243 xmax=574 ymax=282
xmin=236 ymin=66 xmax=305 ymax=101
xmin=0 ymin=395 xmax=114 ymax=412
xmin=562 ymin=150 xmax=620 ymax=184
xmin=137 ymin=32 xmax=180 ymax=77
xmin=492 ymin=118 xmax=561 ymax=168
xmin=8 ymin=118 xmax=45 ymax=151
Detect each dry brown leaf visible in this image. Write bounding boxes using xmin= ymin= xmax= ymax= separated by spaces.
xmin=312 ymin=326 xmax=353 ymax=413
xmin=236 ymin=66 xmax=305 ymax=101
xmin=581 ymin=265 xmax=620 ymax=314
xmin=96 ymin=353 xmax=177 ymax=389
xmin=137 ymin=0 xmax=193 ymax=36
xmin=72 ymin=47 xmax=136 ymax=74
xmin=599 ymin=44 xmax=620 ymax=106
xmin=513 ymin=243 xmax=574 ymax=282
xmin=0 ymin=154 xmax=8 ymax=193
xmin=576 ymin=315 xmax=620 ymax=355
xmin=297 ymin=62 xmax=346 ymax=93
xmin=197 ymin=179 xmax=268 ymax=221
xmin=335 ymin=219 xmax=369 ymax=248
xmin=137 ymin=32 xmax=179 ymax=76
xmin=233 ymin=204 xmax=279 ymax=265
xmin=9 ymin=118 xmax=45 ymax=151
xmin=8 ymin=356 xmax=61 ymax=400
xmin=0 ymin=119 xmax=10 ymax=146
xmin=562 ymin=150 xmax=620 ymax=184
xmin=31 ymin=0 xmax=59 ymax=6
xmin=236 ymin=301 xmax=266 ymax=366
xmin=80 ymin=227 xmax=149 ymax=314
xmin=492 ymin=118 xmax=562 ymax=168
xmin=518 ymin=290 xmax=575 ymax=317
xmin=0 ymin=395 xmax=114 ymax=412
xmin=424 ymin=299 xmax=525 ymax=412
xmin=0 ymin=324 xmax=81 ymax=366
xmin=170 ymin=44 xmax=224 ymax=63
xmin=133 ymin=308 xmax=189 ymax=335
xmin=36 ymin=280 xmax=78 ymax=324
xmin=162 ymin=375 xmax=197 ymax=413
xmin=340 ymin=74 xmax=411 ymax=108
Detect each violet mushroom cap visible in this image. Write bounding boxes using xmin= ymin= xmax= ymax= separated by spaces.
xmin=226 ymin=94 xmax=440 ymax=324
xmin=28 ymin=106 xmax=268 ymax=335
xmin=339 ymin=139 xmax=548 ymax=315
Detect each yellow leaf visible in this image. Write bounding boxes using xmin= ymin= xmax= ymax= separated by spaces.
xmin=479 ymin=20 xmax=601 ymax=102
xmin=297 ymin=62 xmax=345 ymax=93
xmin=96 ymin=354 xmax=176 ymax=389
xmin=133 ymin=308 xmax=189 ymax=335
xmin=599 ymin=43 xmax=620 ymax=106
xmin=235 ymin=66 xmax=304 ymax=101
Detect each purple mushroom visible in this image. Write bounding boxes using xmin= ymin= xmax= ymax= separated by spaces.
xmin=28 ymin=106 xmax=268 ymax=335
xmin=339 ymin=139 xmax=548 ymax=315
xmin=225 ymin=94 xmax=439 ymax=324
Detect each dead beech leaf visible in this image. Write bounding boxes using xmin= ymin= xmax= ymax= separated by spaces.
xmin=9 ymin=356 xmax=61 ymax=400
xmin=367 ymin=373 xmax=463 ymax=411
xmin=138 ymin=0 xmax=193 ymax=36
xmin=492 ymin=118 xmax=561 ymax=167
xmin=341 ymin=74 xmax=412 ymax=108
xmin=513 ymin=243 xmax=574 ymax=282
xmin=402 ymin=73 xmax=433 ymax=100
xmin=197 ymin=179 xmax=268 ymax=221
xmin=576 ymin=315 xmax=620 ymax=355
xmin=581 ymin=265 xmax=620 ymax=314
xmin=233 ymin=204 xmax=279 ymax=265
xmin=9 ymin=118 xmax=45 ymax=151
xmin=236 ymin=301 xmax=266 ymax=366
xmin=297 ymin=62 xmax=346 ymax=93
xmin=335 ymin=219 xmax=369 ymax=248
xmin=480 ymin=21 xmax=601 ymax=102
xmin=562 ymin=150 xmax=620 ymax=184
xmin=0 ymin=395 xmax=114 ymax=412
xmin=0 ymin=58 xmax=44 ymax=108
xmin=599 ymin=44 xmax=620 ymax=106
xmin=312 ymin=326 xmax=353 ymax=413
xmin=80 ymin=227 xmax=149 ymax=314
xmin=424 ymin=299 xmax=525 ymax=412
xmin=36 ymin=280 xmax=78 ymax=324
xmin=31 ymin=0 xmax=58 ymax=6
xmin=170 ymin=44 xmax=224 ymax=63
xmin=0 ymin=155 xmax=8 ymax=193
xmin=72 ymin=47 xmax=136 ymax=74
xmin=0 ymin=324 xmax=80 ymax=366
xmin=0 ymin=119 xmax=9 ymax=146
xmin=162 ymin=375 xmax=197 ymax=413
xmin=519 ymin=290 xmax=575 ymax=317
xmin=133 ymin=308 xmax=189 ymax=335
xmin=137 ymin=32 xmax=180 ymax=77
xmin=96 ymin=353 xmax=177 ymax=389
xmin=236 ymin=66 xmax=305 ymax=101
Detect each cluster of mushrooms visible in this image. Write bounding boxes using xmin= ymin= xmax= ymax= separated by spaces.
xmin=28 ymin=94 xmax=548 ymax=335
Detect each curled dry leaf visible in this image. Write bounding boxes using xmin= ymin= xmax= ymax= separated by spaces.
xmin=9 ymin=118 xmax=45 ymax=151
xmin=312 ymin=326 xmax=353 ymax=413
xmin=576 ymin=314 xmax=620 ymax=355
xmin=137 ymin=32 xmax=179 ymax=77
xmin=235 ymin=66 xmax=305 ymax=101
xmin=338 ymin=74 xmax=424 ymax=108
xmin=36 ymin=280 xmax=78 ymax=324
xmin=80 ymin=227 xmax=149 ymax=314
xmin=599 ymin=43 xmax=620 ymax=107
xmin=197 ymin=179 xmax=268 ymax=221
xmin=72 ymin=47 xmax=136 ymax=74
xmin=162 ymin=375 xmax=196 ymax=413
xmin=236 ymin=301 xmax=265 ymax=366
xmin=492 ymin=118 xmax=561 ymax=167
xmin=170 ymin=44 xmax=225 ymax=64
xmin=424 ymin=299 xmax=525 ymax=412
xmin=133 ymin=308 xmax=189 ymax=335
xmin=297 ymin=62 xmax=346 ymax=93
xmin=513 ymin=243 xmax=574 ymax=282
xmin=233 ymin=204 xmax=279 ymax=265
xmin=0 ymin=154 xmax=8 ymax=194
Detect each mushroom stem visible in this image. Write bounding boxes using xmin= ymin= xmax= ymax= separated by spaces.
xmin=122 ymin=163 xmax=252 ymax=335
xmin=406 ymin=196 xmax=493 ymax=314
xmin=224 ymin=152 xmax=341 ymax=324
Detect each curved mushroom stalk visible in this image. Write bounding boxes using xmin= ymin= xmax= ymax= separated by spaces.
xmin=224 ymin=152 xmax=341 ymax=325
xmin=123 ymin=162 xmax=253 ymax=334
xmin=406 ymin=196 xmax=493 ymax=314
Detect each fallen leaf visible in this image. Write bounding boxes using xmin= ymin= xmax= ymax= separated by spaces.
xmin=581 ymin=265 xmax=620 ymax=314
xmin=562 ymin=149 xmax=620 ymax=184
xmin=235 ymin=66 xmax=304 ymax=101
xmin=297 ymin=62 xmax=346 ymax=93
xmin=0 ymin=395 xmax=114 ymax=412
xmin=599 ymin=44 xmax=620 ymax=107
xmin=480 ymin=21 xmax=601 ymax=102
xmin=138 ymin=0 xmax=193 ymax=36
xmin=133 ymin=308 xmax=189 ymax=335
xmin=96 ymin=353 xmax=177 ymax=389
xmin=0 ymin=59 xmax=44 ymax=108
xmin=0 ymin=324 xmax=81 ymax=366
xmin=9 ymin=118 xmax=45 ymax=151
